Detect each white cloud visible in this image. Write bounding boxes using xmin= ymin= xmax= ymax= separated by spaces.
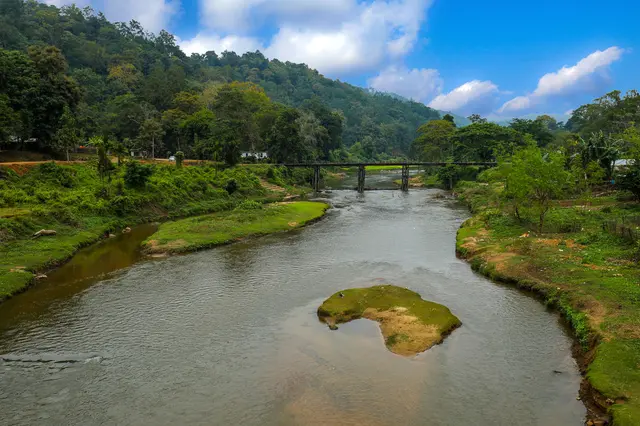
xmin=191 ymin=0 xmax=432 ymax=75
xmin=429 ymin=80 xmax=500 ymax=114
xmin=500 ymin=47 xmax=625 ymax=113
xmin=179 ymin=33 xmax=264 ymax=56
xmin=499 ymin=96 xmax=531 ymax=113
xmin=43 ymin=0 xmax=90 ymax=6
xmin=41 ymin=0 xmax=179 ymax=33
xmin=368 ymin=66 xmax=443 ymax=102
xmin=200 ymin=0 xmax=356 ymax=32
xmin=103 ymin=0 xmax=179 ymax=34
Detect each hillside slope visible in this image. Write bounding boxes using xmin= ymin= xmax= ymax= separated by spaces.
xmin=0 ymin=0 xmax=440 ymax=156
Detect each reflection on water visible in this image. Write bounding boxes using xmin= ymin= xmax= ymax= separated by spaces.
xmin=0 ymin=177 xmax=585 ymax=426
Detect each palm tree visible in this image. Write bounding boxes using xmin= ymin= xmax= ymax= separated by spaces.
xmin=576 ymin=131 xmax=623 ymax=179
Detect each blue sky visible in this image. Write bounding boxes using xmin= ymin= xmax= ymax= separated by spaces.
xmin=46 ymin=0 xmax=638 ymax=120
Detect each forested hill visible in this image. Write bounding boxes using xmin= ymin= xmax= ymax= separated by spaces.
xmin=0 ymin=0 xmax=440 ymax=159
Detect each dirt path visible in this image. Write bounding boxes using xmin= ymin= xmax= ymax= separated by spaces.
xmin=260 ymin=179 xmax=287 ymax=193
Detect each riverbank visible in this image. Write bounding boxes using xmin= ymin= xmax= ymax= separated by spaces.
xmin=143 ymin=201 xmax=329 ymax=255
xmin=0 ymin=162 xmax=311 ymax=302
xmin=456 ymin=182 xmax=640 ymax=426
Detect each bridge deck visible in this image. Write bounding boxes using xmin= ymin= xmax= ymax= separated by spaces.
xmin=279 ymin=162 xmax=497 ymax=167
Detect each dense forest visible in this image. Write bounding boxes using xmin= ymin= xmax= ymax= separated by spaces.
xmin=0 ymin=0 xmax=441 ymax=163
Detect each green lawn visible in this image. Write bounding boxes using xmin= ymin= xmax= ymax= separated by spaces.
xmin=143 ymin=201 xmax=328 ymax=254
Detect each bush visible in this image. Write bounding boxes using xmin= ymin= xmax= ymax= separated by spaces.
xmin=37 ymin=162 xmax=76 ymax=188
xmin=175 ymin=151 xmax=184 ymax=168
xmin=225 ymin=179 xmax=238 ymax=195
xmin=235 ymin=200 xmax=263 ymax=211
xmin=124 ymin=161 xmax=154 ymax=188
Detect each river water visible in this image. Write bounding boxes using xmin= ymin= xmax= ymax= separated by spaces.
xmin=0 ymin=174 xmax=585 ymax=425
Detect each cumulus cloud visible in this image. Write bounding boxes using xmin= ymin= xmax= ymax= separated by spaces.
xmin=368 ymin=66 xmax=443 ymax=102
xmin=41 ymin=0 xmax=178 ymax=33
xmin=103 ymin=0 xmax=179 ymax=33
xmin=192 ymin=0 xmax=433 ymax=75
xmin=43 ymin=0 xmax=90 ymax=6
xmin=179 ymin=33 xmax=263 ymax=56
xmin=428 ymin=80 xmax=500 ymax=115
xmin=500 ymin=47 xmax=625 ymax=113
xmin=200 ymin=0 xmax=355 ymax=32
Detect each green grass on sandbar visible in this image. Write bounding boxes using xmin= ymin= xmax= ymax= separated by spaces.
xmin=365 ymin=165 xmax=403 ymax=171
xmin=317 ymin=285 xmax=461 ymax=356
xmin=143 ymin=201 xmax=329 ymax=254
xmin=318 ymin=285 xmax=460 ymax=330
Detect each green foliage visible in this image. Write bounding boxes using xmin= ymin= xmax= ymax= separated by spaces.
xmin=235 ymin=200 xmax=263 ymax=211
xmin=124 ymin=161 xmax=154 ymax=188
xmin=225 ymin=179 xmax=238 ymax=195
xmin=0 ymin=1 xmax=440 ymax=158
xmin=500 ymin=145 xmax=570 ymax=231
xmin=175 ymin=151 xmax=184 ymax=168
xmin=618 ymin=165 xmax=640 ymax=200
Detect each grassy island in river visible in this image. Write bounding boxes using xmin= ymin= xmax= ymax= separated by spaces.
xmin=143 ymin=201 xmax=328 ymax=254
xmin=317 ymin=285 xmax=461 ymax=356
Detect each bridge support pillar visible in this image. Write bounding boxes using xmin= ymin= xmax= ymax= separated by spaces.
xmin=312 ymin=166 xmax=321 ymax=192
xmin=401 ymin=165 xmax=410 ymax=192
xmin=357 ymin=165 xmax=366 ymax=193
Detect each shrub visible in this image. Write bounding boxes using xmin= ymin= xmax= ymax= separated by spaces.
xmin=175 ymin=151 xmax=184 ymax=168
xmin=37 ymin=162 xmax=76 ymax=188
xmin=124 ymin=161 xmax=154 ymax=188
xmin=225 ymin=179 xmax=238 ymax=195
xmin=235 ymin=200 xmax=263 ymax=211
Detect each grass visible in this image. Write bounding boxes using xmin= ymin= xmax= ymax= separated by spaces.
xmin=0 ymin=161 xmax=311 ymax=300
xmin=456 ymin=182 xmax=640 ymax=425
xmin=143 ymin=201 xmax=328 ymax=254
xmin=365 ymin=165 xmax=403 ymax=171
xmin=0 ymin=217 xmax=121 ymax=299
xmin=317 ymin=285 xmax=461 ymax=356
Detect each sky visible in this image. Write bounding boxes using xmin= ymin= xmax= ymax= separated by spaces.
xmin=44 ymin=0 xmax=639 ymax=121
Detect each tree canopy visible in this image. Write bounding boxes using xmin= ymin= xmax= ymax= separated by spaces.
xmin=0 ymin=0 xmax=442 ymax=161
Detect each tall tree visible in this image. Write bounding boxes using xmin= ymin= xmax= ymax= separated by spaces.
xmin=51 ymin=105 xmax=82 ymax=160
xmin=138 ymin=118 xmax=164 ymax=159
xmin=411 ymin=119 xmax=456 ymax=161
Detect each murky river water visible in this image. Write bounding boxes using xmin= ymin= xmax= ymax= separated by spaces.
xmin=0 ymin=174 xmax=585 ymax=425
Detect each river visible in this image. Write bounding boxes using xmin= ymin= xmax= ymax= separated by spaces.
xmin=0 ymin=174 xmax=585 ymax=425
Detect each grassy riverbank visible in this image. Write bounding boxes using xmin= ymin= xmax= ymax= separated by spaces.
xmin=0 ymin=161 xmax=311 ymax=300
xmin=318 ymin=285 xmax=461 ymax=356
xmin=143 ymin=201 xmax=328 ymax=254
xmin=456 ymin=182 xmax=640 ymax=425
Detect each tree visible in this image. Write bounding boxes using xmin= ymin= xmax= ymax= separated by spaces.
xmin=502 ymin=145 xmax=569 ymax=232
xmin=268 ymin=108 xmax=306 ymax=163
xmin=296 ymin=112 xmax=327 ymax=160
xmin=51 ymin=106 xmax=82 ymax=160
xmin=26 ymin=45 xmax=81 ymax=147
xmin=112 ymin=141 xmax=129 ymax=167
xmin=453 ymin=122 xmax=523 ymax=162
xmin=467 ymin=114 xmax=487 ymax=124
xmin=509 ymin=118 xmax=554 ymax=147
xmin=138 ymin=118 xmax=164 ymax=159
xmin=89 ymin=136 xmax=114 ymax=182
xmin=575 ymin=131 xmax=623 ymax=180
xmin=442 ymin=114 xmax=456 ymax=125
xmin=411 ymin=119 xmax=456 ymax=161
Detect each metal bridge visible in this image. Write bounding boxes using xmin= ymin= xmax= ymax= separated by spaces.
xmin=279 ymin=162 xmax=497 ymax=192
